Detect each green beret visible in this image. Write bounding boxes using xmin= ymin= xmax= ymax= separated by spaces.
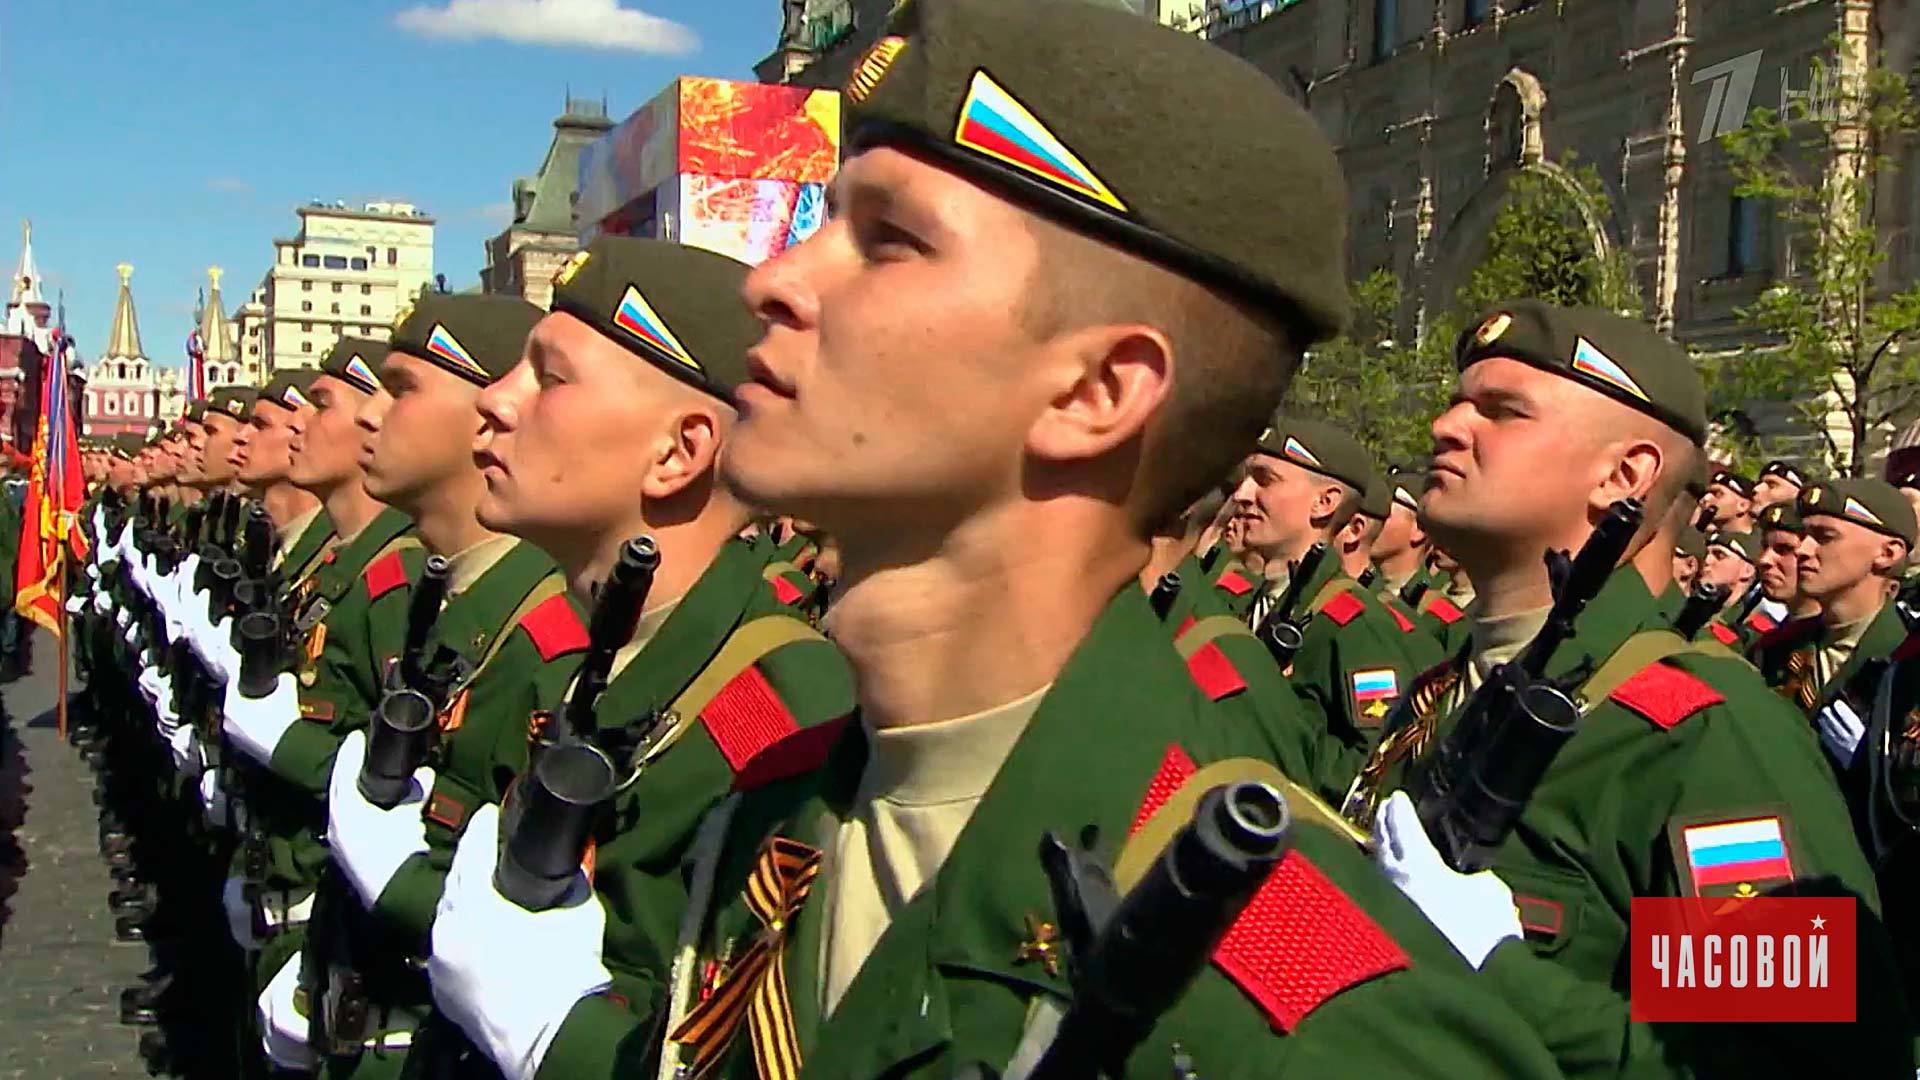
xmin=1387 ymin=470 xmax=1424 ymax=514
xmin=1760 ymin=460 xmax=1808 ymax=490
xmin=1458 ymin=300 xmax=1706 ymax=445
xmin=182 ymin=400 xmax=208 ymax=424
xmin=1255 ymin=414 xmax=1373 ymax=493
xmin=109 ymin=433 xmax=143 ymax=460
xmin=1758 ymin=500 xmax=1803 ymax=535
xmin=320 ymin=337 xmax=390 ymax=396
xmin=1709 ymin=469 xmax=1753 ymax=498
xmin=208 ymin=386 xmax=257 ymax=422
xmin=548 ymin=238 xmax=758 ymax=402
xmin=1674 ymin=525 xmax=1706 ymax=561
xmin=389 ymin=294 xmax=541 ymax=388
xmin=1357 ymin=471 xmax=1392 ymax=521
xmin=1800 ymin=478 xmax=1918 ymax=546
xmin=1707 ymin=529 xmax=1761 ymax=564
xmin=843 ymin=0 xmax=1348 ymax=341
xmin=261 ymin=369 xmax=322 ymax=412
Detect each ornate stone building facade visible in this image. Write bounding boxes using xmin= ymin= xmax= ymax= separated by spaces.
xmin=81 ymin=264 xmax=183 ymax=439
xmin=481 ymin=97 xmax=614 ymax=310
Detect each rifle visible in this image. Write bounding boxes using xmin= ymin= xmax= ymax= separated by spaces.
xmin=1011 ymin=782 xmax=1291 ymax=1079
xmin=1691 ymin=502 xmax=1715 ymax=533
xmin=1404 ymin=497 xmax=1644 ymax=873
xmin=358 ymin=556 xmax=451 ymax=808
xmin=496 ymin=537 xmax=658 ymax=910
xmin=1672 ymin=581 xmax=1731 ymax=641
xmin=1726 ymin=578 xmax=1768 ymax=631
xmin=1148 ymin=572 xmax=1182 ymax=620
xmin=1255 ymin=542 xmax=1327 ymax=670
xmin=1357 ymin=566 xmax=1378 ymax=590
xmin=1399 ymin=578 xmax=1429 ymax=610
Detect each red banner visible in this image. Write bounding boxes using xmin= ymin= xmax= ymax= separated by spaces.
xmin=15 ymin=333 xmax=86 ymax=636
xmin=1629 ymin=897 xmax=1856 ymax=1022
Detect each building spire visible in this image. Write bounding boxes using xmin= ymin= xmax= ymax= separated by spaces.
xmin=105 ymin=262 xmax=146 ymax=360
xmin=10 ymin=220 xmax=43 ymax=309
xmin=199 ymin=265 xmax=235 ymax=365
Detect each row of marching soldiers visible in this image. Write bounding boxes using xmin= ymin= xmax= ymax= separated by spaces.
xmin=56 ymin=1 xmax=1920 ymax=1077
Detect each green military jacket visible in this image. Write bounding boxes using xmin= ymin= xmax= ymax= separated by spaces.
xmin=1260 ymin=554 xmax=1420 ymax=775
xmin=1699 ymin=602 xmax=1780 ymax=653
xmin=1751 ymin=602 xmax=1909 ymax=720
xmin=1357 ymin=567 xmax=1913 ymax=1076
xmin=1158 ymin=554 xmax=1350 ymax=803
xmin=1368 ymin=572 xmax=1445 ymax=671
xmin=652 ymin=587 xmax=1562 ymax=1080
xmin=275 ymin=506 xmax=338 ymax=597
xmin=368 ymin=540 xmax=586 ymax=952
xmin=1407 ymin=578 xmax=1470 ymax=656
xmin=522 ymin=539 xmax=855 ymax=1080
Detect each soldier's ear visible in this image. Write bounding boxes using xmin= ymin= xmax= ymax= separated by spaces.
xmin=1875 ymin=536 xmax=1910 ymax=576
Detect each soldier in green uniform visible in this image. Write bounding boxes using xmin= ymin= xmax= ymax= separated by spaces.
xmin=1651 ymin=522 xmax=1705 ymax=621
xmin=1371 ymin=469 xmax=1435 ymax=602
xmin=1231 ymin=416 xmax=1421 ymax=763
xmin=1751 ymin=480 xmax=1916 ymax=773
xmin=1345 ymin=472 xmax=1442 ymax=669
xmin=235 ymin=369 xmax=335 ymax=580
xmin=395 ymin=237 xmax=857 ymax=1079
xmin=427 ymin=5 xmax=1569 ymax=1078
xmin=1692 ymin=529 xmax=1767 ymax=648
xmin=1753 ymin=458 xmax=1808 ymax=513
xmin=1347 ymin=299 xmax=1913 ymax=1076
xmin=264 ymin=295 xmax=593 ymax=1074
xmin=1698 ymin=467 xmax=1757 ymax=533
xmin=1752 ymin=498 xmax=1814 ymax=628
xmin=200 ymin=387 xmax=257 ymax=500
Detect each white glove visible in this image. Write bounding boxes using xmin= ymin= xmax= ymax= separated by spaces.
xmin=196 ymin=615 xmax=240 ymax=686
xmin=201 ymin=770 xmax=249 ymax=832
xmin=168 ymin=724 xmax=203 ymax=778
xmin=92 ymin=590 xmax=112 ymax=616
xmin=64 ymin=594 xmax=85 ymax=615
xmin=115 ymin=606 xmax=133 ymax=630
xmin=1372 ymin=791 xmax=1521 ymax=969
xmin=258 ymin=951 xmax=317 ymax=1071
xmin=222 ymin=874 xmax=260 ymax=950
xmin=1816 ymin=697 xmax=1867 ymax=767
xmin=429 ymin=804 xmax=610 ymax=1080
xmin=137 ymin=667 xmax=169 ymax=711
xmin=121 ymin=618 xmax=141 ymax=647
xmin=114 ymin=522 xmax=134 ymax=562
xmin=328 ymin=731 xmax=434 ymax=908
xmin=222 ymin=674 xmax=303 ymax=766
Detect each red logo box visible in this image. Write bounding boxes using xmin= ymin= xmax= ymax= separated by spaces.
xmin=1630 ymin=897 xmax=1855 ymax=1022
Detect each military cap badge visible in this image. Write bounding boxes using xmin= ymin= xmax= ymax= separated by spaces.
xmin=612 ymin=286 xmax=701 ymax=374
xmin=846 ymin=35 xmax=906 ymax=104
xmin=1844 ymin=496 xmax=1885 ymax=527
xmin=1473 ymin=312 xmax=1512 ymax=346
xmin=1570 ymin=336 xmax=1649 ymax=402
xmin=953 ymin=70 xmax=1127 ymax=213
xmin=554 ymin=250 xmax=592 ymax=288
xmin=425 ymin=324 xmax=489 ymax=383
xmin=343 ymin=354 xmax=382 ymax=392
xmin=1281 ymin=435 xmax=1321 ymax=469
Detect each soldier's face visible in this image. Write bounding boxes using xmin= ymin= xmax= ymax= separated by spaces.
xmin=289 ymin=375 xmax=369 ymax=491
xmin=177 ymin=423 xmax=206 ymax=483
xmin=1229 ymin=454 xmax=1331 ymax=559
xmin=1753 ymin=474 xmax=1799 ymax=510
xmin=200 ymin=414 xmax=241 ymax=485
xmin=1672 ymin=553 xmax=1698 ymax=591
xmin=359 ymin=353 xmax=485 ymax=508
xmin=476 ymin=313 xmax=715 ymax=546
xmin=1797 ymin=516 xmax=1897 ymax=601
xmin=1424 ymin=359 xmax=1605 ymax=558
xmin=727 ymin=147 xmax=1074 ymax=543
xmin=1701 ymin=546 xmax=1754 ymax=590
xmin=237 ymin=401 xmax=302 ymax=488
xmin=1372 ymin=503 xmax=1422 ymax=562
xmin=1757 ymin=529 xmax=1803 ymax=601
xmin=1702 ymin=483 xmax=1750 ymax=525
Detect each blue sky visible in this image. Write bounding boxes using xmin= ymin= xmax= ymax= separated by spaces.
xmin=0 ymin=0 xmax=774 ymax=368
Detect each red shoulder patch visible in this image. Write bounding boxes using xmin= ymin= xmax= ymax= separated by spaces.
xmin=1128 ymin=743 xmax=1198 ymax=836
xmin=1745 ymin=612 xmax=1779 ymax=635
xmin=732 ymin=714 xmax=851 ymax=791
xmin=518 ymin=593 xmax=588 ymax=662
xmin=1757 ymin=615 xmax=1821 ymax=652
xmin=1892 ymin=631 xmax=1920 ymax=664
xmin=1185 ymin=641 xmax=1247 ymax=702
xmin=703 ymin=665 xmax=801 ymax=773
xmin=1216 ymin=570 xmax=1253 ymax=597
xmin=1174 ymin=615 xmax=1198 ymax=638
xmin=363 ymin=551 xmax=407 ymax=601
xmin=1386 ymin=604 xmax=1416 ymax=634
xmin=1213 ymin=850 xmax=1410 ymax=1031
xmin=1319 ymin=591 xmax=1365 ymax=627
xmin=1609 ymin=661 xmax=1725 ymax=730
xmin=770 ymin=574 xmax=805 ymax=606
xmin=1707 ymin=622 xmax=1740 ymax=647
xmin=1426 ymin=596 xmax=1464 ymax=625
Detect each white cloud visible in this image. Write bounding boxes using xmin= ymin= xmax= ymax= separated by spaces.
xmin=394 ymin=0 xmax=697 ymax=53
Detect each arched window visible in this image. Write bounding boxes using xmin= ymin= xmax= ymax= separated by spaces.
xmin=103 ymin=395 xmax=117 ymax=415
xmin=116 ymin=361 xmax=126 ymax=379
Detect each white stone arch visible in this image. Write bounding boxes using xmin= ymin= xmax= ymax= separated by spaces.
xmin=1486 ymin=67 xmax=1547 ymax=173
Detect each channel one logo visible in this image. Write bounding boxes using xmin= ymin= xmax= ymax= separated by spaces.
xmin=1630 ymin=897 xmax=1856 ymax=1022
xmin=1693 ymin=50 xmax=1847 ymax=143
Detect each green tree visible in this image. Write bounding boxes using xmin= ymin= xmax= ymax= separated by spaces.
xmin=1711 ymin=55 xmax=1920 ymax=477
xmin=1455 ymin=162 xmax=1641 ymax=317
xmin=1288 ymin=270 xmax=1453 ymax=467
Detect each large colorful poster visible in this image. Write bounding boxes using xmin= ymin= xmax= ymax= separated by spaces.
xmin=676 ymin=176 xmax=828 ymax=266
